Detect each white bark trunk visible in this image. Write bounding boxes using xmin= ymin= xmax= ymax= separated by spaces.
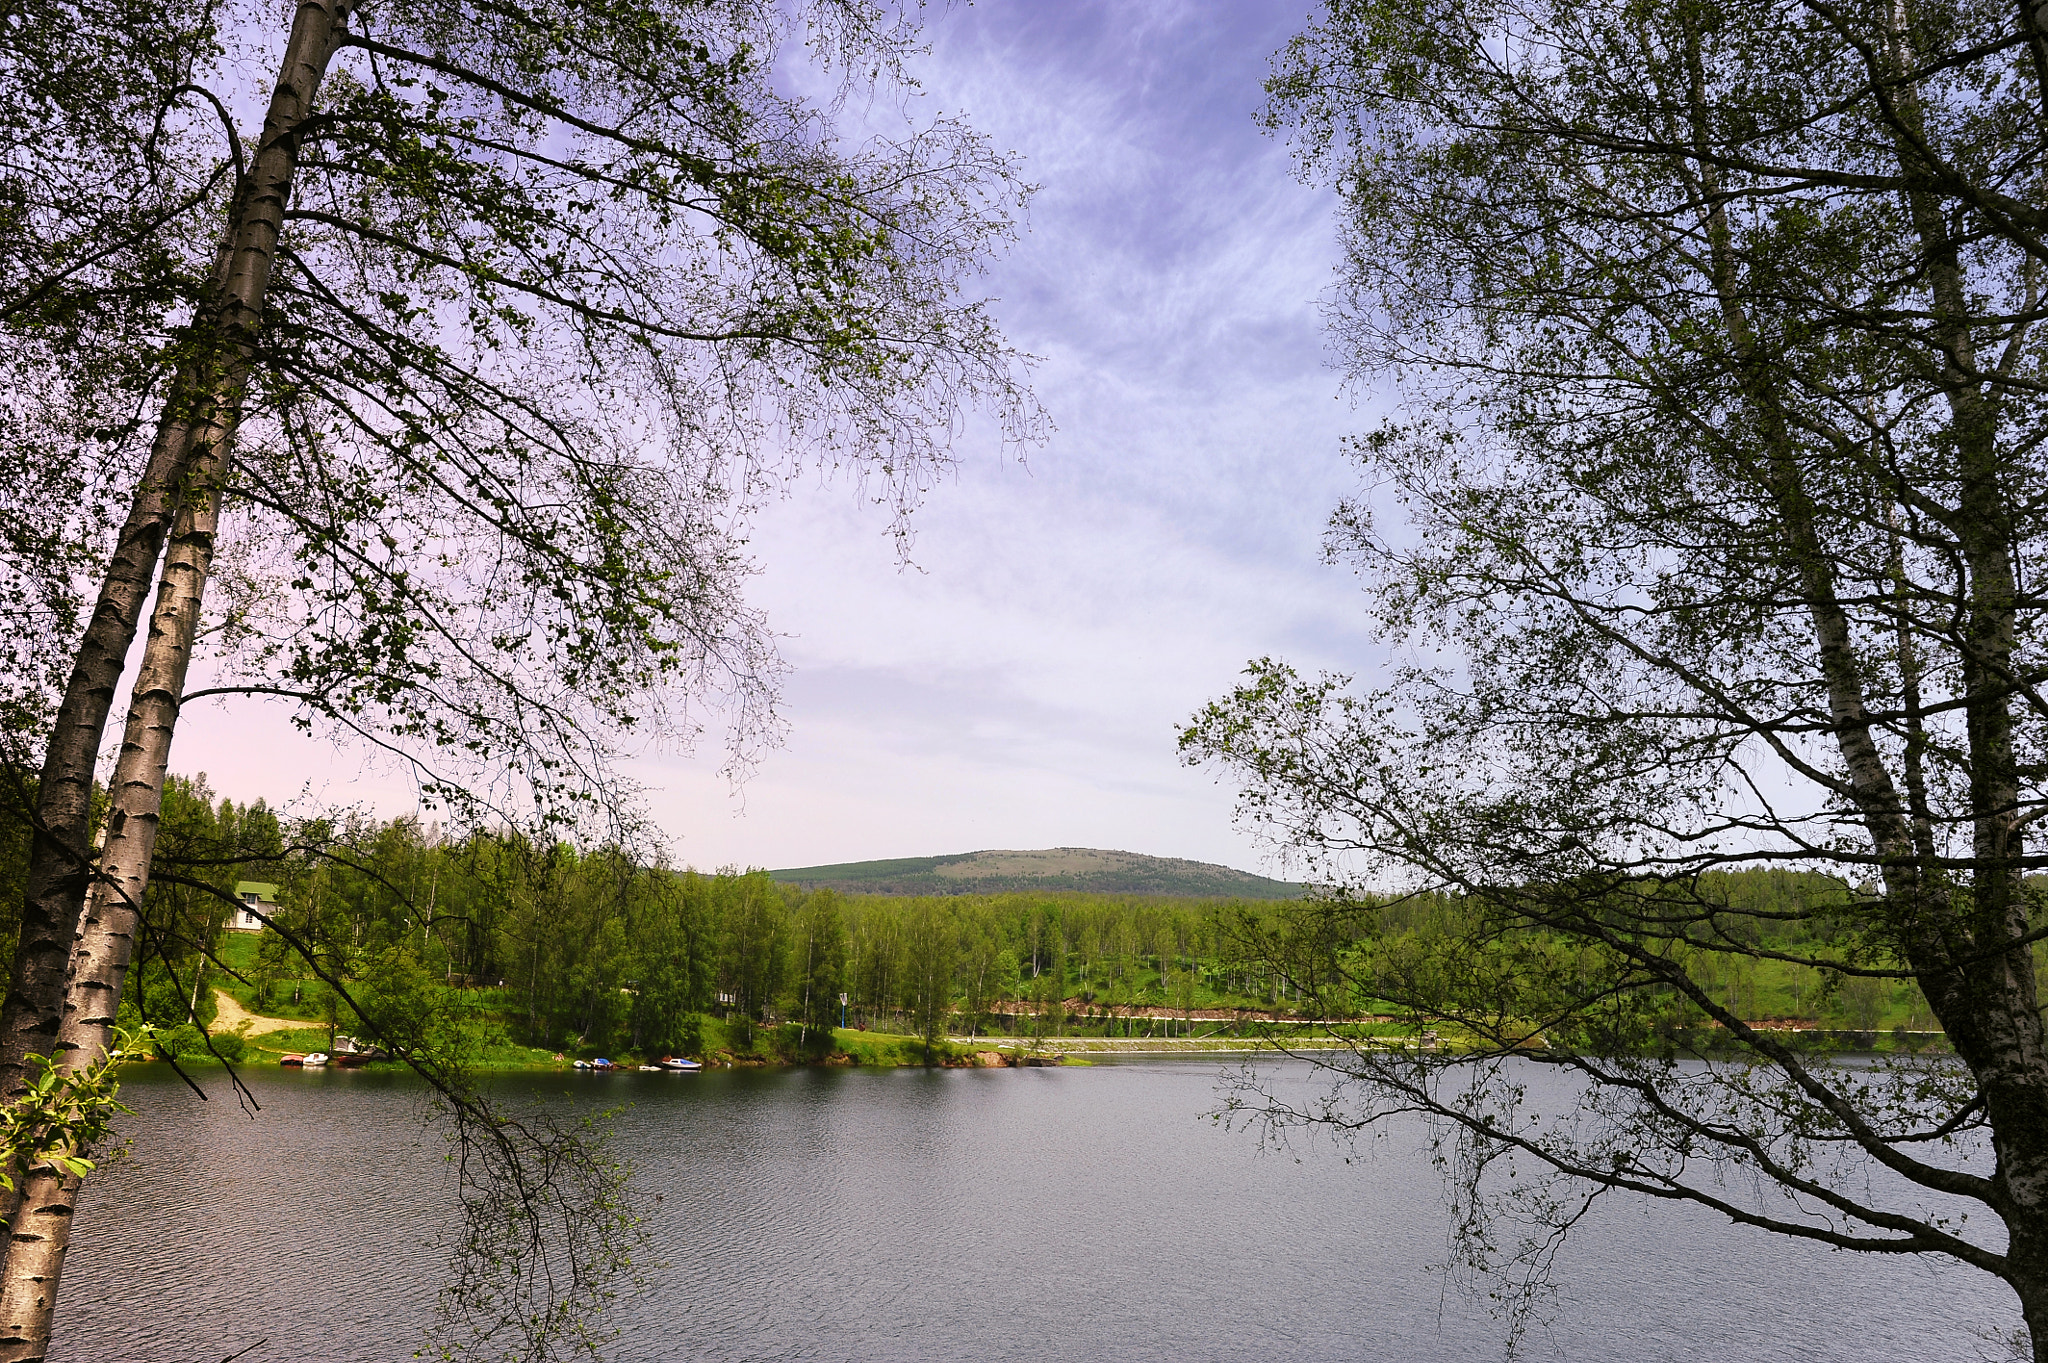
xmin=0 ymin=4 xmax=355 ymax=1355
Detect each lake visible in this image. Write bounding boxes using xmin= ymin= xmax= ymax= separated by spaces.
xmin=52 ymin=1057 xmax=2015 ymax=1361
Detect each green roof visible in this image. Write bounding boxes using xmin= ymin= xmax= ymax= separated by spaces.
xmin=233 ymin=882 xmax=279 ymax=900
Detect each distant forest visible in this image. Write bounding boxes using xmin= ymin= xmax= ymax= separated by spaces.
xmin=0 ymin=775 xmax=1948 ymax=1058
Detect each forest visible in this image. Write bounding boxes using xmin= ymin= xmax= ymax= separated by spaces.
xmin=12 ymin=0 xmax=2044 ymax=1353
xmin=0 ymin=774 xmax=1950 ymax=1070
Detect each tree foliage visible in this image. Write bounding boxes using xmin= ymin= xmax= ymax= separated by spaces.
xmin=114 ymin=792 xmax=1348 ymax=1062
xmin=0 ymin=1 xmax=1041 ymax=1355
xmin=1184 ymin=0 xmax=2048 ymax=1354
xmin=0 ymin=0 xmax=223 ymax=746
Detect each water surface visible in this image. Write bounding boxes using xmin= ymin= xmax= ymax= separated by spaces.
xmin=53 ymin=1058 xmax=2013 ymax=1361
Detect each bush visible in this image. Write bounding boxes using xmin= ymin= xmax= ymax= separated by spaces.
xmin=157 ymin=1023 xmax=246 ymax=1062
xmin=115 ymin=969 xmax=221 ymax=1033
xmin=771 ymin=1021 xmax=836 ymax=1062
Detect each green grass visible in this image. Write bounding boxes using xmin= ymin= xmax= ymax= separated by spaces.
xmin=229 ymin=1015 xmax=992 ymax=1072
xmin=207 ymin=933 xmax=334 ymax=1021
xmin=236 ymin=1024 xmax=562 ymax=1070
xmin=828 ymin=1028 xmax=967 ymax=1067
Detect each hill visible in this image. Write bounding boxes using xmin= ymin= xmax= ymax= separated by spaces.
xmin=767 ymin=847 xmax=1304 ymax=899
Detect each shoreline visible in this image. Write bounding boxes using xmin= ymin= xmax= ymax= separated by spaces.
xmin=132 ymin=996 xmax=1950 ymax=1075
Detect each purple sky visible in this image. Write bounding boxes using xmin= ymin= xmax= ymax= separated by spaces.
xmin=178 ymin=0 xmax=1393 ymax=875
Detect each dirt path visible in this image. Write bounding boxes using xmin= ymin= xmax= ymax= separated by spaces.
xmin=212 ymin=989 xmax=307 ymax=1037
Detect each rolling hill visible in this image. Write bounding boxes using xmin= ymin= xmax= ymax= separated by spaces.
xmin=767 ymin=847 xmax=1303 ymax=899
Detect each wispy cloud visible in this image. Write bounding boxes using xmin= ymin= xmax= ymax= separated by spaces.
xmin=182 ymin=0 xmax=1395 ymax=876
xmin=643 ymin=0 xmax=1390 ymax=872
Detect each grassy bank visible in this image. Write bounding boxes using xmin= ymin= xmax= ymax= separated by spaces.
xmin=185 ymin=1014 xmax=1068 ymax=1072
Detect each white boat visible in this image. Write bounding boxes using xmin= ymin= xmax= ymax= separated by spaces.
xmin=302 ymin=1052 xmax=329 ymax=1068
xmin=660 ymin=1057 xmax=703 ymax=1072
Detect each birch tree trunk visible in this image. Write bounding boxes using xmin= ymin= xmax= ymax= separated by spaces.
xmin=0 ymin=413 xmax=206 ymax=1095
xmin=0 ymin=3 xmax=353 ymax=1355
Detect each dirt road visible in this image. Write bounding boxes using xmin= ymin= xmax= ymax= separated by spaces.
xmin=211 ymin=989 xmax=306 ymax=1037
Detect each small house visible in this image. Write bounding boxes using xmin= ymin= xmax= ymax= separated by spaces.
xmin=230 ymin=881 xmax=277 ymax=932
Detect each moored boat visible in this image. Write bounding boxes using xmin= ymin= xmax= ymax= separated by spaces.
xmin=659 ymin=1056 xmax=703 ymax=1072
xmin=302 ymin=1052 xmax=329 ymax=1068
xmin=279 ymin=1053 xmax=306 ymax=1067
xmin=331 ymin=1035 xmax=387 ymax=1067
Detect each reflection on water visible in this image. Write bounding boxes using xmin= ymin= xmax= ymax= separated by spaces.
xmin=54 ymin=1058 xmax=2013 ymax=1361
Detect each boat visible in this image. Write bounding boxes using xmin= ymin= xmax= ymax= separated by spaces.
xmin=302 ymin=1052 xmax=329 ymax=1068
xmin=332 ymin=1035 xmax=387 ymax=1067
xmin=637 ymin=1064 xmax=662 ymax=1072
xmin=572 ymin=1059 xmax=592 ymax=1070
xmin=590 ymin=1058 xmax=616 ymax=1071
xmin=279 ymin=1053 xmax=306 ymax=1067
xmin=659 ymin=1056 xmax=703 ymax=1072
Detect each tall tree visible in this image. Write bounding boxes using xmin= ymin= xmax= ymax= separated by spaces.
xmin=0 ymin=0 xmax=223 ymax=782
xmin=1186 ymin=0 xmax=2048 ymax=1354
xmin=628 ymin=867 xmax=712 ymax=1057
xmin=791 ymin=888 xmax=846 ymax=1055
xmin=716 ymin=869 xmax=786 ymax=1038
xmin=903 ymin=897 xmax=955 ymax=1062
xmin=0 ymin=0 xmax=1037 ymax=1354
xmin=0 ymin=0 xmax=227 ymax=1130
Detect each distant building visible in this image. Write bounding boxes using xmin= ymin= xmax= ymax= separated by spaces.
xmin=230 ymin=881 xmax=277 ymax=932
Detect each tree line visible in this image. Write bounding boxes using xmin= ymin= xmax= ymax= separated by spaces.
xmin=0 ymin=776 xmax=1360 ymax=1061
xmin=0 ymin=779 xmax=1950 ymax=1066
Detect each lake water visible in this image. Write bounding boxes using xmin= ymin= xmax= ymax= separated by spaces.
xmin=51 ymin=1057 xmax=2016 ymax=1361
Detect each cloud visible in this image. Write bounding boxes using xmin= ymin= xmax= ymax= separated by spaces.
xmin=639 ymin=0 xmax=1390 ymax=872
xmin=180 ymin=0 xmax=1394 ymax=877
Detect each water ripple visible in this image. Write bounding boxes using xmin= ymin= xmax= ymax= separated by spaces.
xmin=51 ymin=1061 xmax=2014 ymax=1362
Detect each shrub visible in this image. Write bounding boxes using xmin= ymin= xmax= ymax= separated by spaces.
xmin=157 ymin=1023 xmax=246 ymax=1062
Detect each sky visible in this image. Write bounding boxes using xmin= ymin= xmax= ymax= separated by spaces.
xmin=178 ymin=0 xmax=1397 ymax=877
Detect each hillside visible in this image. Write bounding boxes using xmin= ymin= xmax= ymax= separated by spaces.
xmin=767 ymin=847 xmax=1304 ymax=899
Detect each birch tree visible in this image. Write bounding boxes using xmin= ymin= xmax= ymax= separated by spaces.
xmin=0 ymin=0 xmax=1037 ymax=1355
xmin=1185 ymin=0 xmax=2048 ymax=1354
xmin=0 ymin=0 xmax=223 ymax=916
xmin=904 ymin=897 xmax=955 ymax=1061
